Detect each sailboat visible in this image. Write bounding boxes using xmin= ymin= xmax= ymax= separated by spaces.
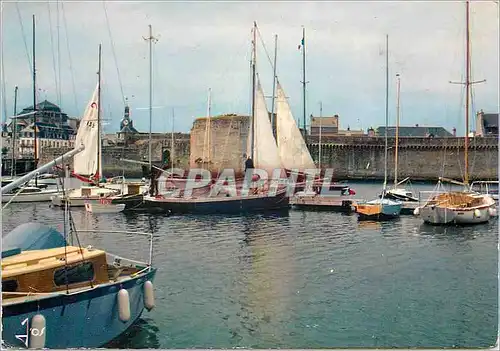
xmin=2 ymin=15 xmax=63 ymax=204
xmin=51 ymin=45 xmax=143 ymax=208
xmin=142 ymin=22 xmax=289 ymax=214
xmin=380 ymin=74 xmax=419 ymax=214
xmin=1 ymin=154 xmax=157 ymax=348
xmin=415 ymin=0 xmax=496 ymax=225
xmin=354 ymin=34 xmax=402 ymax=221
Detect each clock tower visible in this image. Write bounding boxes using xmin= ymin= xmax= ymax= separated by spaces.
xmin=118 ymin=103 xmax=139 ymax=145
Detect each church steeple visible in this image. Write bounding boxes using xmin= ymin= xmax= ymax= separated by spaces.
xmin=119 ymin=98 xmax=138 ymax=134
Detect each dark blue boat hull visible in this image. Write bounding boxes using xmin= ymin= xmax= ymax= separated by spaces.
xmin=144 ymin=192 xmax=290 ymax=214
xmin=2 ymin=269 xmax=156 ymax=349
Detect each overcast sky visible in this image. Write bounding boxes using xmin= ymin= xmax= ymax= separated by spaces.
xmin=1 ymin=1 xmax=498 ymax=136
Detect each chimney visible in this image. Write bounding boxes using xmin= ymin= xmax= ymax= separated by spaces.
xmin=452 ymin=127 xmax=456 ymax=137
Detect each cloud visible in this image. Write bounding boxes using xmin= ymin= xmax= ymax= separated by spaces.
xmin=1 ymin=1 xmax=498 ymax=137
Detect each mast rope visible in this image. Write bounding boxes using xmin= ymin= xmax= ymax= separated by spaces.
xmin=15 ymin=3 xmax=33 ymax=77
xmin=103 ymin=1 xmax=126 ymax=106
xmin=61 ymin=2 xmax=79 ymax=113
xmin=255 ymin=25 xmax=275 ymax=73
xmin=56 ymin=0 xmax=62 ymax=105
xmin=47 ymin=2 xmax=60 ymax=105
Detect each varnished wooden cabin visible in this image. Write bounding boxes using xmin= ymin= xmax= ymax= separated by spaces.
xmin=2 ymin=245 xmax=143 ymax=301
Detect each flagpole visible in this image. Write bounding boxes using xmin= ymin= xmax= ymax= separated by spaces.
xmin=301 ymin=26 xmax=307 ymax=143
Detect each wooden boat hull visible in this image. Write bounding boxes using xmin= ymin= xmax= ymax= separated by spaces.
xmin=143 ymin=190 xmax=290 ymax=214
xmin=1 ymin=189 xmax=61 ymax=203
xmin=2 ymin=269 xmax=156 ymax=349
xmin=355 ymin=201 xmax=402 ymax=221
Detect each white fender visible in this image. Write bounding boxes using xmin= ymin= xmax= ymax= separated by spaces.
xmin=29 ymin=314 xmax=46 ymax=349
xmin=488 ymin=207 xmax=498 ymax=217
xmin=117 ymin=289 xmax=130 ymax=322
xmin=144 ymin=280 xmax=155 ymax=311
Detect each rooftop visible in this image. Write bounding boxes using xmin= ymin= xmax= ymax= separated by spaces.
xmin=376 ymin=125 xmax=453 ymax=137
xmin=19 ymin=100 xmax=63 ymax=114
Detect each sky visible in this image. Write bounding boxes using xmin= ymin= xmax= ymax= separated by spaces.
xmin=1 ymin=0 xmax=499 ymax=136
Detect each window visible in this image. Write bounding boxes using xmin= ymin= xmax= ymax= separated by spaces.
xmin=54 ymin=262 xmax=95 ymax=286
xmin=2 ymin=279 xmax=18 ymax=292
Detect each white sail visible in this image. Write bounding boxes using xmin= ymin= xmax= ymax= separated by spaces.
xmin=276 ymin=82 xmax=316 ymax=171
xmin=247 ymin=78 xmax=282 ymax=174
xmin=73 ymin=83 xmax=100 ymax=176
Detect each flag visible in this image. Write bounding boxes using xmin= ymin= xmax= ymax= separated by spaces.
xmin=298 ymin=37 xmax=304 ymax=50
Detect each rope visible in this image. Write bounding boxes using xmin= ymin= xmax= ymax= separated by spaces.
xmin=1 ymin=53 xmax=8 ymax=124
xmin=15 ymin=3 xmax=33 ymax=77
xmin=255 ymin=25 xmax=275 ymax=73
xmin=56 ymin=0 xmax=62 ymax=105
xmin=103 ymin=1 xmax=126 ymax=106
xmin=2 ymin=185 xmax=29 ymax=209
xmin=47 ymin=2 xmax=60 ymax=105
xmin=61 ymin=2 xmax=79 ymax=113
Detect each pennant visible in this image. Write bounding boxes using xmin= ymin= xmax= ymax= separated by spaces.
xmin=298 ymin=37 xmax=304 ymax=50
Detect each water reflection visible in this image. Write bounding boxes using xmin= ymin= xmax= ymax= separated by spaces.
xmin=237 ymin=214 xmax=294 ymax=347
xmin=106 ymin=318 xmax=160 ymax=349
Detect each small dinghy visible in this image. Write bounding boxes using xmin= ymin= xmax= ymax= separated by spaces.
xmin=85 ymin=198 xmax=125 ymax=214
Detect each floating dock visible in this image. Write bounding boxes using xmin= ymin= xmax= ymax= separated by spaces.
xmin=291 ymin=196 xmax=361 ymax=213
xmin=291 ymin=195 xmax=420 ymax=216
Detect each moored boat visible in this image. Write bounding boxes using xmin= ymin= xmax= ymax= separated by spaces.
xmin=354 ymin=198 xmax=402 ymax=221
xmin=415 ymin=191 xmax=496 ymax=225
xmin=85 ymin=199 xmax=126 ymax=213
xmin=2 ymin=186 xmax=61 ymax=203
xmin=1 ymin=222 xmax=157 ymax=349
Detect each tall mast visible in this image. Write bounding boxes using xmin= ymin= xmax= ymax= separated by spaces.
xmin=143 ymin=24 xmax=158 ymax=168
xmin=171 ymin=107 xmax=174 ymax=174
xmin=383 ymin=34 xmax=389 ymax=191
xmin=449 ymin=0 xmax=485 ymax=185
xmin=32 ymin=15 xmax=38 ymax=185
xmin=301 ymin=26 xmax=307 ymax=143
xmin=250 ymin=21 xmax=256 ymax=160
xmin=11 ymin=86 xmax=18 ymax=177
xmin=394 ymin=73 xmax=400 ymax=186
xmin=204 ymin=88 xmax=212 ymax=166
xmin=97 ymin=44 xmax=102 ymax=181
xmin=270 ymin=34 xmax=278 ymax=139
xmin=319 ymin=101 xmax=323 ymax=169
xmin=464 ymin=0 xmax=470 ymax=185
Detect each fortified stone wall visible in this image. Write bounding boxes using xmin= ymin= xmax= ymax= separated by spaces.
xmin=190 ymin=115 xmax=249 ymax=173
xmin=190 ymin=115 xmax=498 ymax=181
xmin=38 ymin=137 xmax=191 ymax=178
xmin=307 ymin=136 xmax=498 ymax=181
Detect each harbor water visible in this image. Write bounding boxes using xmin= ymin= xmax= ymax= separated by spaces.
xmin=1 ymin=181 xmax=498 ymax=348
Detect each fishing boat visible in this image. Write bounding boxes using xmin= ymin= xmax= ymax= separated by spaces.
xmin=143 ymin=22 xmax=290 ymax=214
xmin=354 ymin=35 xmax=402 ymax=221
xmin=415 ymin=1 xmax=496 ymax=225
xmin=1 ymin=114 xmax=157 ymax=350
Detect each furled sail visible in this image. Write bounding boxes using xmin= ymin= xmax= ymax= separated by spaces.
xmin=276 ymin=81 xmax=316 ymax=171
xmin=73 ymin=83 xmax=100 ymax=177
